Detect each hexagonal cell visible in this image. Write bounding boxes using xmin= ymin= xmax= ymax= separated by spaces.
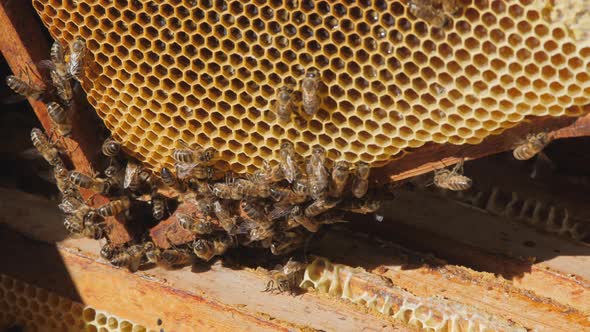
xmin=29 ymin=0 xmax=590 ymax=173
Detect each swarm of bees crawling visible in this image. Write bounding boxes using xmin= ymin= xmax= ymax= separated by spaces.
xmin=22 ymin=37 xmax=381 ymax=274
xmin=16 ymin=38 xmax=557 ymax=293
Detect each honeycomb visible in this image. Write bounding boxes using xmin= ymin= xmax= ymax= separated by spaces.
xmin=0 ymin=274 xmax=153 ymax=332
xmin=31 ymin=0 xmax=590 ymax=174
xmin=300 ymin=257 xmax=527 ymax=331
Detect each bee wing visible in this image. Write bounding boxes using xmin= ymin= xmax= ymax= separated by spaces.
xmin=283 ymin=155 xmax=297 ymax=183
xmin=37 ymin=59 xmax=57 ymax=71
xmin=269 ymin=204 xmax=295 ymax=220
xmin=312 ymin=159 xmax=329 ymax=183
xmin=175 ymin=162 xmax=197 ymax=179
xmin=123 ymin=162 xmax=139 ymax=188
xmin=234 ymin=218 xmax=257 ymax=235
xmin=282 ymin=259 xmax=306 ymax=274
xmin=58 ymin=199 xmax=79 ymax=214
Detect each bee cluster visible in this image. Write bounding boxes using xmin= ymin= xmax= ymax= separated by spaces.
xmin=8 ymin=40 xmax=384 ymax=273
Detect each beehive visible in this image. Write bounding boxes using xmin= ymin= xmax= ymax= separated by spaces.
xmin=0 ymin=274 xmax=152 ymax=332
xmin=31 ymin=0 xmax=590 ymax=174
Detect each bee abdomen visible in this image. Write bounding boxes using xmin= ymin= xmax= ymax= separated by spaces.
xmin=97 ymin=197 xmax=131 ymax=218
xmin=102 ymin=138 xmax=121 ymax=157
xmin=6 ymin=76 xmax=44 ymax=99
xmin=173 ymin=149 xmax=194 ymax=164
xmin=47 ymin=102 xmax=72 ymax=137
xmin=442 ymin=176 xmax=472 ymax=191
xmin=152 ymin=196 xmax=166 ymax=220
xmin=110 ymin=252 xmax=131 ymax=267
xmin=513 ymin=146 xmax=536 ymax=160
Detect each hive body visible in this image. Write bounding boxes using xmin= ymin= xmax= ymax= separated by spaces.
xmin=32 ymin=0 xmax=590 ymax=174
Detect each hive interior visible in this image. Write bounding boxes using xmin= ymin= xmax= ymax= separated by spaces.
xmin=31 ymin=0 xmax=590 ymax=174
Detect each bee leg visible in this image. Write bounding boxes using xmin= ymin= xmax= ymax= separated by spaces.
xmin=67 ymin=142 xmax=81 ymax=155
xmin=451 ymin=159 xmax=465 ymax=175
xmin=264 ymin=279 xmax=274 ymax=292
xmin=531 ymin=152 xmax=555 ymax=180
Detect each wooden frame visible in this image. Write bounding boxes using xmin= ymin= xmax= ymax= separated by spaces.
xmin=0 ymin=2 xmax=589 ymax=331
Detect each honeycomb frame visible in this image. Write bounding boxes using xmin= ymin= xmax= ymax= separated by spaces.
xmin=0 ymin=274 xmax=152 ymax=332
xmin=31 ymin=0 xmax=590 ymax=174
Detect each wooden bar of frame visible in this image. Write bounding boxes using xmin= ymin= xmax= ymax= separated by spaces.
xmin=0 ymin=187 xmax=588 ymax=331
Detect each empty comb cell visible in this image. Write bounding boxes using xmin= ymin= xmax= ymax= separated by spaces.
xmin=31 ymin=0 xmax=590 ymax=175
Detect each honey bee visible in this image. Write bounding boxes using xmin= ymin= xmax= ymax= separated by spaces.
xmin=69 ymin=171 xmax=111 ymax=194
xmin=110 ymin=242 xmax=153 ymax=272
xmin=433 ymin=160 xmax=472 ymax=191
xmin=152 ymin=194 xmax=167 ymax=220
xmin=124 ymin=161 xmax=156 ymax=193
xmin=351 ymin=161 xmax=370 ymax=199
xmin=235 ymin=178 xmax=271 ymax=198
xmin=306 ymin=145 xmax=329 ymax=200
xmin=192 ymin=235 xmax=234 ymax=261
xmin=213 ymin=200 xmax=239 ymax=234
xmin=30 ymin=128 xmax=62 ymax=166
xmin=68 ymin=38 xmax=86 ymax=81
xmin=236 ymin=217 xmax=275 ymax=242
xmin=279 ymin=141 xmax=299 ymax=183
xmin=143 ymin=241 xmax=161 ymax=264
xmin=177 ymin=212 xmax=216 ymax=234
xmin=50 ymin=68 xmax=73 ymax=105
xmin=329 ymin=161 xmax=350 ymax=198
xmin=188 ymin=178 xmax=214 ymax=196
xmin=265 ymin=258 xmax=306 ymax=294
xmin=70 ymin=171 xmax=111 ymax=194
xmin=274 ymin=86 xmax=295 ymax=123
xmin=64 ymin=215 xmax=104 ymax=239
xmin=441 ymin=0 xmax=464 ymax=15
xmin=100 ymin=242 xmax=122 ymax=260
xmin=304 ymin=197 xmax=341 ymax=218
xmin=5 ymin=74 xmax=44 ymax=100
xmin=212 ymin=182 xmax=242 ymax=200
xmin=269 ymin=186 xmax=308 ymax=205
xmin=58 ymin=190 xmax=84 ymax=215
xmin=47 ymin=102 xmax=72 ymax=137
xmin=301 ymin=69 xmax=321 ymax=116
xmin=66 ymin=203 xmax=97 ymax=223
xmin=50 ymin=41 xmax=68 ymax=78
xmin=211 ymin=173 xmax=242 ymax=199
xmin=160 ymin=167 xmax=187 ymax=192
xmin=408 ymin=0 xmax=447 ymax=28
xmin=259 ymin=161 xmax=285 ymax=183
xmin=339 ymin=198 xmax=381 ymax=214
xmin=270 ymin=230 xmax=306 ymax=256
xmin=63 ymin=216 xmax=82 ymax=234
xmin=288 ymin=205 xmax=321 ymax=232
xmin=173 ymin=141 xmax=217 ymax=164
xmin=101 ymin=137 xmax=121 ymax=157
xmin=156 ymin=248 xmax=193 ymax=269
xmin=97 ymin=197 xmax=131 ymax=217
xmin=104 ymin=159 xmax=124 ymax=181
xmin=513 ymin=132 xmax=552 ymax=161
xmin=240 ymin=200 xmax=273 ymax=229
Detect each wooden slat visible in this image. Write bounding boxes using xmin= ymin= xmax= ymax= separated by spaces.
xmin=0 ymin=1 xmax=132 ymax=243
xmin=373 ymin=110 xmax=590 ymax=183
